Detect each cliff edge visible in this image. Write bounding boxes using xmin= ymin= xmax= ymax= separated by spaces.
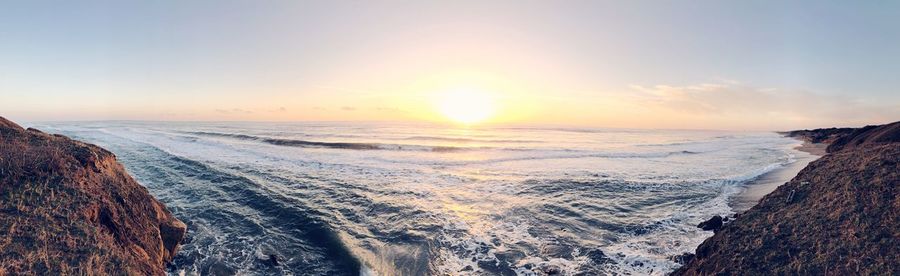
xmin=674 ymin=121 xmax=899 ymax=275
xmin=0 ymin=117 xmax=186 ymax=275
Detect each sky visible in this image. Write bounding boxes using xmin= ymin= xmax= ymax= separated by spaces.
xmin=1 ymin=0 xmax=898 ymax=130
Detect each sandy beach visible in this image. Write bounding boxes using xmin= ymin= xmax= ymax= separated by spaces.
xmin=731 ymin=140 xmax=827 ymax=212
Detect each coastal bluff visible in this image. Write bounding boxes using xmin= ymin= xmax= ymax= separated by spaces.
xmin=674 ymin=121 xmax=899 ymax=275
xmin=0 ymin=117 xmax=186 ymax=275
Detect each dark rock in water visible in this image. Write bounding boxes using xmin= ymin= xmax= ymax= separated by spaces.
xmin=722 ymin=216 xmax=729 ymax=222
xmin=668 ymin=253 xmax=695 ymax=265
xmin=697 ymin=215 xmax=723 ymax=232
xmin=259 ymin=254 xmax=280 ymax=267
xmin=0 ymin=116 xmax=186 ymax=275
xmin=538 ymin=264 xmax=561 ymax=275
xmin=585 ymin=249 xmax=613 ymax=265
xmin=675 ymin=121 xmax=900 ymax=275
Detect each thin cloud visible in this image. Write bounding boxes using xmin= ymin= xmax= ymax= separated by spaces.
xmin=266 ymin=107 xmax=287 ymax=113
xmin=375 ymin=106 xmax=403 ymax=113
xmin=215 ymin=108 xmax=253 ymax=114
xmin=628 ymin=82 xmax=899 ymax=128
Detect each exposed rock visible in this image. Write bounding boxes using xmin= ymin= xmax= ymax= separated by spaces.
xmin=0 ymin=116 xmax=186 ymax=275
xmin=668 ymin=253 xmax=694 ymax=265
xmin=696 ymin=215 xmax=723 ymax=232
xmin=584 ymin=249 xmax=613 ymax=265
xmin=674 ymin=121 xmax=900 ymax=275
xmin=538 ymin=264 xmax=561 ymax=275
xmin=263 ymin=254 xmax=280 ymax=267
xmin=781 ymin=127 xmax=857 ymax=144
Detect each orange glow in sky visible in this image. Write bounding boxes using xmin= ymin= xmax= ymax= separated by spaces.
xmin=1 ymin=2 xmax=898 ymax=130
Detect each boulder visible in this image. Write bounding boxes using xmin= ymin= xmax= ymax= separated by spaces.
xmin=697 ymin=215 xmax=724 ymax=232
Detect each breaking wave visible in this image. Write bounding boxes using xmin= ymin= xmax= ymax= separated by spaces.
xmin=188 ymin=131 xmax=474 ymax=152
xmin=38 ymin=122 xmax=797 ymax=276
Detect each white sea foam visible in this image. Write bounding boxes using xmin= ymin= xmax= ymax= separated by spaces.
xmin=34 ymin=121 xmax=797 ymax=275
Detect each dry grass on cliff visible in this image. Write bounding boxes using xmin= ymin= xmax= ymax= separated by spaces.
xmin=1 ymin=118 xmax=185 ymax=276
xmin=675 ymin=122 xmax=900 ymax=275
xmin=1 ymin=132 xmax=136 ymax=274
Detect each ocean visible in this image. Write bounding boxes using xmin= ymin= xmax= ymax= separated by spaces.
xmin=35 ymin=121 xmax=798 ymax=276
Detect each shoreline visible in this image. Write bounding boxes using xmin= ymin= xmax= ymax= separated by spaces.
xmin=675 ymin=121 xmax=899 ymax=275
xmin=730 ymin=140 xmax=826 ymax=212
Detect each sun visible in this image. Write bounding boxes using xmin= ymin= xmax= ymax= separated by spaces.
xmin=433 ymin=88 xmax=496 ymax=125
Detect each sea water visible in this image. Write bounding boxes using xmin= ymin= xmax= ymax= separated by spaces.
xmin=35 ymin=121 xmax=798 ymax=275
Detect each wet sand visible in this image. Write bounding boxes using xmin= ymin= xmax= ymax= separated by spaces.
xmin=731 ymin=141 xmax=826 ymax=212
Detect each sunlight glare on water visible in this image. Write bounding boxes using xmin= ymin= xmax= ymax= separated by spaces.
xmin=37 ymin=121 xmax=797 ymax=275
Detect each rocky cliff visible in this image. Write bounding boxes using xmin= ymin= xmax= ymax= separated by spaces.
xmin=673 ymin=122 xmax=899 ymax=275
xmin=0 ymin=117 xmax=186 ymax=275
xmin=781 ymin=127 xmax=858 ymax=144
